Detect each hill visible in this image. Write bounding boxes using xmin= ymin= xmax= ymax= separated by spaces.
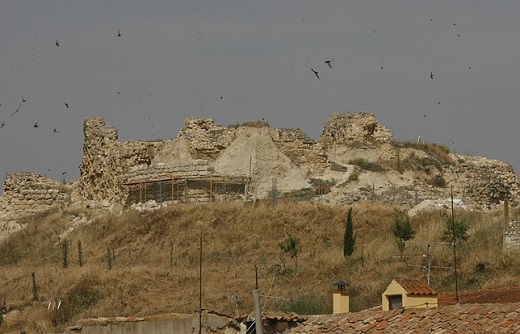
xmin=0 ymin=200 xmax=519 ymax=333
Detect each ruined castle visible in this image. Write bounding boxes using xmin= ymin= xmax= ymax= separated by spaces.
xmin=1 ymin=112 xmax=519 ymax=235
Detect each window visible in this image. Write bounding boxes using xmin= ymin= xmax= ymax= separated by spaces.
xmin=388 ymin=295 xmax=403 ymax=310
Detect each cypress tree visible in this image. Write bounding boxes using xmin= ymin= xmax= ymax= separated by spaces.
xmin=344 ymin=207 xmax=355 ymax=257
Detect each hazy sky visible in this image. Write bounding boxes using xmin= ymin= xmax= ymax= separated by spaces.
xmin=1 ymin=0 xmax=520 ymax=194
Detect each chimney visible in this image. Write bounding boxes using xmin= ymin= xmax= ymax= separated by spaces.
xmin=332 ymin=280 xmax=349 ymax=314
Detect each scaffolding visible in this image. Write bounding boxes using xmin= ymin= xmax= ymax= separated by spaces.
xmin=121 ymin=174 xmax=250 ymax=207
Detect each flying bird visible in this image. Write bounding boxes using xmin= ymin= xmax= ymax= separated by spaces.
xmin=430 ymin=72 xmax=434 ymax=79
xmin=53 ymin=128 xmax=59 ymax=133
xmin=34 ymin=122 xmax=39 ymax=128
xmin=325 ymin=60 xmax=333 ymax=69
xmin=64 ymin=102 xmax=69 ymax=108
xmin=22 ymin=96 xmax=27 ymax=102
xmin=311 ymin=68 xmax=320 ymax=79
xmin=55 ymin=40 xmax=60 ymax=47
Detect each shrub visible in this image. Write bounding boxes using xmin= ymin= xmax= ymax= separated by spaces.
xmin=348 ymin=158 xmax=385 ymax=172
xmin=61 ymin=277 xmax=101 ymax=323
xmin=282 ymin=188 xmax=316 ymax=201
xmin=279 ymin=235 xmax=301 ymax=268
xmin=427 ymin=175 xmax=447 ymax=188
xmin=348 ymin=171 xmax=359 ymax=182
xmin=229 ymin=119 xmax=270 ymax=128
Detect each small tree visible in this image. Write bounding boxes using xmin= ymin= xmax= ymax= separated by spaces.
xmin=31 ymin=272 xmax=38 ymax=302
xmin=61 ymin=239 xmax=69 ymax=268
xmin=344 ymin=208 xmax=355 ymax=257
xmin=107 ymin=248 xmax=114 ymax=270
xmin=279 ymin=235 xmax=301 ymax=268
xmin=77 ymin=240 xmax=83 ymax=267
xmin=441 ymin=214 xmax=469 ymax=247
xmin=393 ymin=211 xmax=416 ymax=256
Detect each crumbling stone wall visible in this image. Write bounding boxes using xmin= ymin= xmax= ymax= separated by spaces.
xmin=270 ymin=128 xmax=328 ymax=175
xmin=447 ymin=154 xmax=520 ymax=208
xmin=126 ymin=160 xmax=215 ymax=182
xmin=505 ymin=220 xmax=520 ymax=251
xmin=124 ymin=161 xmax=249 ymax=206
xmin=177 ymin=118 xmax=236 ymax=160
xmin=0 ymin=172 xmax=72 ymax=222
xmin=78 ymin=118 xmax=249 ymax=207
xmin=78 ymin=118 xmax=158 ymax=207
xmin=321 ymin=112 xmax=393 ymax=143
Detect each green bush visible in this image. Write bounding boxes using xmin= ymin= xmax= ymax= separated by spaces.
xmin=348 ymin=171 xmax=359 ymax=182
xmin=427 ymin=175 xmax=447 ymax=188
xmin=61 ymin=277 xmax=101 ymax=323
xmin=348 ymin=158 xmax=385 ymax=172
xmin=283 ymin=188 xmax=316 ymax=201
xmin=279 ymin=235 xmax=301 ymax=268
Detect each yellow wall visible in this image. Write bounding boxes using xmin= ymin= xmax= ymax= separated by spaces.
xmin=382 ymin=280 xmax=437 ymax=311
xmin=333 ymin=292 xmax=349 ymax=313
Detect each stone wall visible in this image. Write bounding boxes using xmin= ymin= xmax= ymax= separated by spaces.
xmin=447 ymin=154 xmax=520 ymax=208
xmin=126 ymin=160 xmax=215 ymax=182
xmin=0 ymin=172 xmax=72 ymax=223
xmin=320 ymin=112 xmax=393 ymax=143
xmin=177 ymin=118 xmax=236 ymax=160
xmin=123 ymin=160 xmax=249 ymax=206
xmin=78 ymin=118 xmax=252 ymax=207
xmin=78 ymin=118 xmax=158 ymax=207
xmin=505 ymin=220 xmax=520 ymax=251
xmin=65 ymin=311 xmax=240 ymax=334
xmin=270 ymin=128 xmax=328 ymax=175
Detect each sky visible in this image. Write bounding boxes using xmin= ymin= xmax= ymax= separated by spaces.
xmin=1 ymin=0 xmax=520 ymax=194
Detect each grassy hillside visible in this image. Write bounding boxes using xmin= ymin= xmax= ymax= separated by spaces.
xmin=0 ymin=199 xmax=518 ymax=333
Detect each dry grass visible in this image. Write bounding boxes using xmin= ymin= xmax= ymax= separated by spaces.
xmin=0 ymin=201 xmax=517 ymax=333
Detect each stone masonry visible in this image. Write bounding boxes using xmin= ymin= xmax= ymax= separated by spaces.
xmin=0 ymin=172 xmax=72 ymax=222
xmin=321 ymin=112 xmax=393 ymax=143
xmin=505 ymin=220 xmax=520 ymax=251
xmin=78 ymin=118 xmax=158 ymax=207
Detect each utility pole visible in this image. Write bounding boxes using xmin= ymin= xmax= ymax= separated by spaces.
xmin=426 ymin=243 xmax=431 ymax=284
xmin=199 ymin=230 xmax=203 ymax=334
xmin=255 ymin=265 xmax=259 ymax=290
xmin=272 ymin=178 xmax=277 ymax=209
xmin=252 ymin=290 xmax=263 ymax=334
xmin=451 ymin=186 xmax=459 ymax=303
xmin=504 ymin=198 xmax=509 ymax=250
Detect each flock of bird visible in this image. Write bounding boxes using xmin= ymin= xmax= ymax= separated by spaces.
xmin=310 ymin=58 xmax=335 ymax=80
xmin=0 ymin=30 xmax=122 ymax=133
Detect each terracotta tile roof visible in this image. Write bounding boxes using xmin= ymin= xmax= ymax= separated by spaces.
xmin=439 ymin=286 xmax=520 ymax=306
xmin=285 ymin=302 xmax=520 ymax=333
xmin=395 ymin=278 xmax=437 ymax=296
xmin=236 ymin=311 xmax=307 ymax=323
xmin=262 ymin=312 xmax=307 ymax=322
